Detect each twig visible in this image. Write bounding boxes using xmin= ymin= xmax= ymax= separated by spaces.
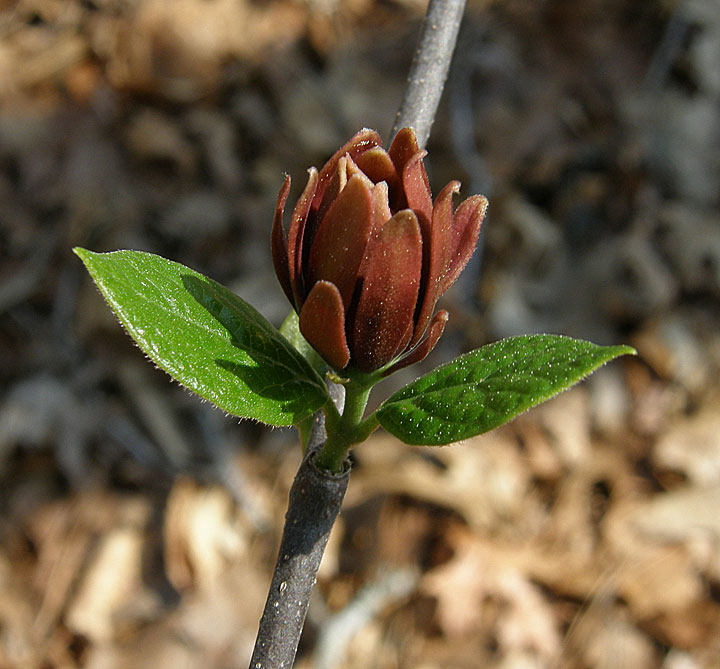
xmin=250 ymin=1 xmax=467 ymax=663
xmin=249 ymin=422 xmax=350 ymax=667
xmin=390 ymin=0 xmax=467 ymax=149
xmin=250 ymin=384 xmax=347 ymax=668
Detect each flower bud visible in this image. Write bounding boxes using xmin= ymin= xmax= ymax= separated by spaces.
xmin=272 ymin=128 xmax=487 ymax=374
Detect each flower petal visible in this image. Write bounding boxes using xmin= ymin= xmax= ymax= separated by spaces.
xmin=352 ymin=210 xmax=422 ymax=372
xmin=392 ymin=319 xmax=414 ymax=359
xmin=288 ymin=167 xmax=319 ymax=306
xmin=388 ymin=128 xmax=429 ymax=213
xmin=440 ymin=194 xmax=488 ymax=294
xmin=307 ymin=174 xmax=374 ymax=307
xmin=344 ymin=154 xmax=376 ymax=188
xmin=388 ymin=127 xmax=420 ymax=175
xmin=409 ymin=180 xmax=459 ymax=348
xmin=370 ymin=181 xmax=391 ymax=235
xmin=314 ymin=155 xmax=349 ymax=231
xmin=313 ymin=128 xmax=382 ymax=211
xmin=402 ymin=150 xmax=433 ymax=223
xmin=271 ymin=174 xmax=294 ymax=307
xmin=353 ymin=146 xmax=398 ymax=187
xmin=309 ymin=155 xmax=373 ymax=264
xmin=299 ymin=281 xmax=350 ymax=370
xmin=383 ymin=310 xmax=448 ymax=376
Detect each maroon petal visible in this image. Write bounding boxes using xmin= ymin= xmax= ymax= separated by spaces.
xmin=309 ymin=155 xmax=373 ymax=261
xmin=440 ymin=194 xmax=488 ymax=294
xmin=392 ymin=319 xmax=414 ymax=360
xmin=299 ymin=281 xmax=350 ymax=370
xmin=388 ymin=127 xmax=420 ymax=175
xmin=388 ymin=128 xmax=432 ymax=213
xmin=288 ymin=167 xmax=319 ymax=307
xmin=382 ymin=310 xmax=448 ymax=376
xmin=344 ymin=153 xmax=374 ymax=184
xmin=271 ymin=174 xmax=294 ymax=308
xmin=409 ymin=180 xmax=459 ymax=348
xmin=353 ymin=146 xmax=398 ymax=186
xmin=314 ymin=156 xmax=349 ymax=230
xmin=313 ymin=129 xmax=382 ymax=211
xmin=307 ymin=174 xmax=374 ymax=308
xmin=402 ymin=150 xmax=433 ymax=223
xmin=352 ymin=210 xmax=422 ymax=372
xmin=370 ymin=181 xmax=391 ymax=234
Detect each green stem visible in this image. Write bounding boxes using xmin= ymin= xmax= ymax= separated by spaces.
xmin=315 ymin=379 xmax=376 ymax=472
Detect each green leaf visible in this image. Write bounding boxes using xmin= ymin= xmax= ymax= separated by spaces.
xmin=376 ymin=335 xmax=636 ymax=446
xmin=75 ymin=248 xmax=329 ymax=426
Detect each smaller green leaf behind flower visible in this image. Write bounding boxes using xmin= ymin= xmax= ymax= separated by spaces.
xmin=74 ymin=249 xmax=328 ymax=427
xmin=377 ymin=335 xmax=636 ymax=446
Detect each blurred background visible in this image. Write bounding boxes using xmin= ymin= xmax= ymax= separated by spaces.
xmin=1 ymin=0 xmax=720 ymax=667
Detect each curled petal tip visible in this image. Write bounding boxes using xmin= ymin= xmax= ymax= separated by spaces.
xmin=440 ymin=180 xmax=462 ymax=199
xmin=277 ymin=173 xmax=292 ymax=203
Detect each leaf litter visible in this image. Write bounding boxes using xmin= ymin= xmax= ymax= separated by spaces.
xmin=2 ymin=0 xmax=720 ymax=667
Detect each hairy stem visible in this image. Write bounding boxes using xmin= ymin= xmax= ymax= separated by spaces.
xmin=391 ymin=0 xmax=467 ymax=148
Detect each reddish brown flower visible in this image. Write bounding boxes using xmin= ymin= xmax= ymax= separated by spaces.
xmin=272 ymin=128 xmax=488 ymax=375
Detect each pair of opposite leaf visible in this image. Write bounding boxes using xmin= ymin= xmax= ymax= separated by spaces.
xmin=75 ymin=128 xmax=635 ymax=447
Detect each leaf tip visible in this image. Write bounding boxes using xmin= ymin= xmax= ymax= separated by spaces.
xmin=611 ymin=344 xmax=638 ymax=359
